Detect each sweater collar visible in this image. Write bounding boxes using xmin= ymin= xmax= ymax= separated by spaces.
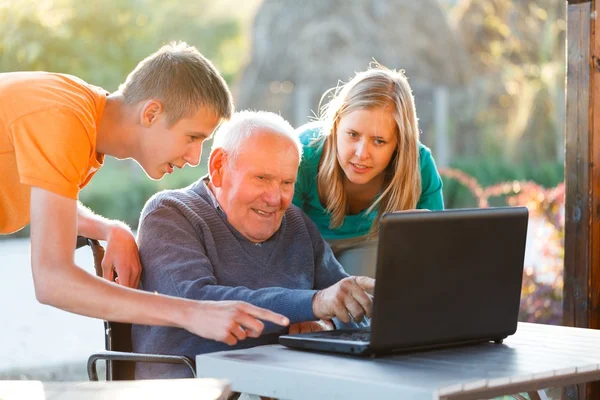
xmin=199 ymin=176 xmax=223 ymax=212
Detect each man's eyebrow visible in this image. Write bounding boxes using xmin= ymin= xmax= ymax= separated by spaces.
xmin=253 ymin=172 xmax=296 ymax=181
xmin=188 ymin=131 xmax=210 ymax=138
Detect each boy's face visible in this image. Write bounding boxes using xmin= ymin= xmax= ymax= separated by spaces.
xmin=139 ymin=104 xmax=221 ymax=180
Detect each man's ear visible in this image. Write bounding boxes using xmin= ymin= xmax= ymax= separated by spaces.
xmin=209 ymin=148 xmax=227 ymax=187
xmin=140 ymin=100 xmax=163 ymax=127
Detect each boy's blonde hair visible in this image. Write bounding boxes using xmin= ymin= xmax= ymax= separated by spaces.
xmin=317 ymin=65 xmax=421 ymax=236
xmin=119 ymin=41 xmax=234 ymax=125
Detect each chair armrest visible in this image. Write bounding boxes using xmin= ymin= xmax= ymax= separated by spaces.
xmin=75 ymin=236 xmax=105 ymax=277
xmin=76 ymin=236 xmax=90 ymax=249
xmin=87 ymin=350 xmax=196 ymax=380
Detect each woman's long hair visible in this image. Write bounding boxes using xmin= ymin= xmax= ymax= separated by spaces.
xmin=316 ymin=65 xmax=421 ymax=236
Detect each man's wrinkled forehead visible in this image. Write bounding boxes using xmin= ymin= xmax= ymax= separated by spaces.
xmin=231 ymin=130 xmax=297 ymax=159
xmin=248 ymin=140 xmax=297 ymax=164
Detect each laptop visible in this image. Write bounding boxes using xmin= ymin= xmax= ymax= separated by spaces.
xmin=279 ymin=206 xmax=529 ymax=356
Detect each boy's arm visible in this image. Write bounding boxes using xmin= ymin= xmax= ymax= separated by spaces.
xmin=29 ymin=186 xmax=289 ymax=345
xmin=76 ymin=202 xmax=141 ymax=288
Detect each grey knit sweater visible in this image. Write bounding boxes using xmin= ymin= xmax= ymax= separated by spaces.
xmin=132 ymin=179 xmax=351 ymax=379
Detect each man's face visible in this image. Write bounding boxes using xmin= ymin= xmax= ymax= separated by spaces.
xmin=212 ymin=131 xmax=299 ymax=243
xmin=140 ymin=105 xmax=221 ymax=180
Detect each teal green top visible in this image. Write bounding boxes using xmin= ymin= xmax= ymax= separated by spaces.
xmin=292 ymin=123 xmax=444 ymax=241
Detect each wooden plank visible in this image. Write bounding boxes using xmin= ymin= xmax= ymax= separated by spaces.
xmin=589 ymin=0 xmax=600 ymax=340
xmin=589 ymin=6 xmax=600 ymax=398
xmin=565 ymin=3 xmax=590 ymax=399
xmin=565 ymin=0 xmax=591 ymax=331
xmin=565 ymin=0 xmax=600 ymax=398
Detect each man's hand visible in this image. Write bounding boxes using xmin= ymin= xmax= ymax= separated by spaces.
xmin=289 ymin=319 xmax=334 ymax=334
xmin=102 ymin=223 xmax=142 ymax=288
xmin=184 ymin=301 xmax=290 ymax=345
xmin=312 ymin=276 xmax=375 ymax=324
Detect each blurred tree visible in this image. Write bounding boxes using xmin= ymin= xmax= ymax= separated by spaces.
xmin=0 ymin=0 xmax=243 ymax=89
xmin=450 ymin=0 xmax=566 ymax=164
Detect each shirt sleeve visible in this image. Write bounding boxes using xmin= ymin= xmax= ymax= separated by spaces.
xmin=10 ymin=109 xmax=92 ymax=199
xmin=416 ymin=146 xmax=444 ymax=211
xmin=137 ymin=204 xmax=318 ymax=333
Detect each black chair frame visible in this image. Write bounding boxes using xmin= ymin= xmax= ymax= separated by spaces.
xmin=76 ymin=236 xmax=196 ymax=380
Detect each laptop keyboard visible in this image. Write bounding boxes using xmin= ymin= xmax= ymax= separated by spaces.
xmin=305 ymin=328 xmax=371 ymax=342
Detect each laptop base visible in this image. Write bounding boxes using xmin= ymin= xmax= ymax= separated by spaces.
xmin=279 ymin=330 xmax=508 ymax=357
xmin=279 ymin=334 xmax=373 ymax=356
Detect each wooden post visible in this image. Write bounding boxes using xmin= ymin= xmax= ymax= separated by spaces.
xmin=564 ymin=0 xmax=600 ymax=398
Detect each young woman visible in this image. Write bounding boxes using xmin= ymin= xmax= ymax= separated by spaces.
xmin=293 ymin=65 xmax=444 ymax=276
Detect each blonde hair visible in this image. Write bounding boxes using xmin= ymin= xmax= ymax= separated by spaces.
xmin=118 ymin=41 xmax=234 ymax=125
xmin=316 ymin=65 xmax=421 ymax=236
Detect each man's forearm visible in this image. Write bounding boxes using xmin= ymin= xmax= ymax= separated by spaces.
xmin=175 ymin=283 xmax=316 ymax=331
xmin=76 ymin=202 xmax=128 ymax=240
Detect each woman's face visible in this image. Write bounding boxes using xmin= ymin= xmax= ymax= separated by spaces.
xmin=335 ymin=107 xmax=398 ymax=186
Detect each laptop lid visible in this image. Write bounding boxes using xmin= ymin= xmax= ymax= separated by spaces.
xmin=369 ymin=207 xmax=528 ymax=353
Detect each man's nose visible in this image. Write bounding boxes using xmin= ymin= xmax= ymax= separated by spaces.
xmin=183 ymin=143 xmax=202 ymax=167
xmin=263 ymin=184 xmax=282 ymax=207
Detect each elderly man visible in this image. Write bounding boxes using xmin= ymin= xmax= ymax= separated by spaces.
xmin=132 ymin=111 xmax=374 ymax=379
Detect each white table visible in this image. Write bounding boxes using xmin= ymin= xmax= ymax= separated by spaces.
xmin=196 ymin=322 xmax=600 ymax=399
xmin=0 ymin=379 xmax=230 ymax=400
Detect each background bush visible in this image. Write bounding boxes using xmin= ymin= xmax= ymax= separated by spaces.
xmin=443 ymin=157 xmax=564 ymax=209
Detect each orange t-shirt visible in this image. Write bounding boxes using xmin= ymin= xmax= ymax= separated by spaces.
xmin=0 ymin=72 xmax=108 ymax=234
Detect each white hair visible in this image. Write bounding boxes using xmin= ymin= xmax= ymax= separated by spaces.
xmin=211 ymin=110 xmax=302 ymax=163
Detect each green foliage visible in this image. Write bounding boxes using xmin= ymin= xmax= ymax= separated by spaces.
xmin=450 ymin=0 xmax=565 ymax=165
xmin=442 ymin=157 xmax=564 ymax=209
xmin=0 ymin=0 xmax=244 ymax=87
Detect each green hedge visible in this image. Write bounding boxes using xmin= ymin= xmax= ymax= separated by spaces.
xmin=442 ymin=157 xmax=564 ymax=209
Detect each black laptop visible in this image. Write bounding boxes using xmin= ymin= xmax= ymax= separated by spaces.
xmin=279 ymin=207 xmax=529 ymax=356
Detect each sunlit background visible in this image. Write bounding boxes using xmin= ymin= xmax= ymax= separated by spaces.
xmin=1 ymin=0 xmax=565 ymax=378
